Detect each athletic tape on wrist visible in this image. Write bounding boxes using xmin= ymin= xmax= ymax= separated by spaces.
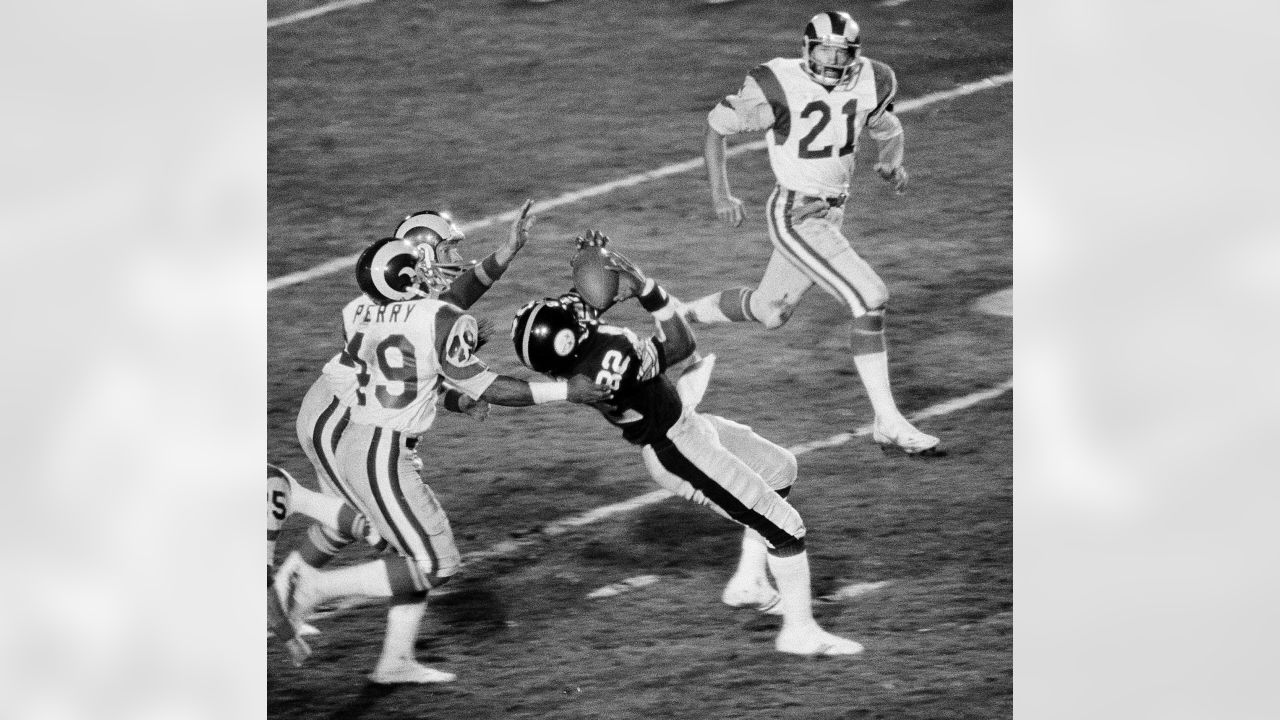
xmin=529 ymin=381 xmax=568 ymax=404
xmin=638 ymin=281 xmax=670 ymax=313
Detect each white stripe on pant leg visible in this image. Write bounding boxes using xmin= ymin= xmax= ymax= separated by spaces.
xmin=768 ymin=190 xmax=870 ymax=313
xmin=764 ymin=188 xmax=844 ymax=302
xmin=767 ymin=191 xmax=865 ymax=314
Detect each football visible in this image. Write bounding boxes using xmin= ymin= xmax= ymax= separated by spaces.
xmin=571 ymin=245 xmax=620 ymax=310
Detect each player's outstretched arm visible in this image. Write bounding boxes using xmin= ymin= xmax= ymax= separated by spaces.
xmin=870 ymin=115 xmax=908 ymax=194
xmin=603 ymin=250 xmax=696 ymax=367
xmin=479 ymin=374 xmax=612 ymax=407
xmin=442 ymin=388 xmax=490 ymax=421
xmin=441 ymin=199 xmax=536 ymax=309
xmin=494 ymin=198 xmax=536 ymax=266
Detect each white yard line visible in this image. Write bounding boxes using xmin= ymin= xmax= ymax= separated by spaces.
xmin=267 ymin=72 xmax=1013 ymax=292
xmin=307 ymin=378 xmax=1011 ymax=622
xmin=268 ymin=0 xmax=377 ymax=29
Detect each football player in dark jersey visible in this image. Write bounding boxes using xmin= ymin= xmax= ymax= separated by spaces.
xmin=510 ymin=237 xmax=863 ymax=656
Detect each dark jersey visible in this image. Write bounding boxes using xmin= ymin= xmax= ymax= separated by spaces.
xmin=568 ymin=324 xmax=683 ymax=447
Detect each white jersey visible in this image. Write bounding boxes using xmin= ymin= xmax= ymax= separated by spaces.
xmin=708 ymin=56 xmax=900 ymax=197
xmin=267 ymin=464 xmax=291 ymax=568
xmin=321 ymin=295 xmax=498 ymax=435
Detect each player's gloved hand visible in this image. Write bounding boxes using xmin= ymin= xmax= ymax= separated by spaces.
xmin=788 ymin=198 xmax=831 ymax=223
xmin=875 ymin=164 xmax=909 ymax=194
xmin=713 ymin=193 xmax=746 ymax=227
xmin=602 ymin=248 xmax=649 ymax=303
xmin=566 ymin=374 xmax=614 ymax=403
xmin=457 ymin=394 xmax=491 ymax=421
xmin=496 ymin=199 xmax=536 ymax=266
xmin=573 ymin=228 xmax=610 ymax=250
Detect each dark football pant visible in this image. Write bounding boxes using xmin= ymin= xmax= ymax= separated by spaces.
xmin=642 ymin=409 xmax=805 ymax=555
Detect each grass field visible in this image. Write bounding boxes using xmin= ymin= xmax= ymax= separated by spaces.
xmin=269 ymin=1 xmax=1011 ymax=717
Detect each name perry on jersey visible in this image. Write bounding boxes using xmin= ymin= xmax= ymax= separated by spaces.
xmin=350 ymin=302 xmax=419 ymax=325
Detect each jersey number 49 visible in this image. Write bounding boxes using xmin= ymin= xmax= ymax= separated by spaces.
xmin=339 ymin=331 xmax=419 ymax=409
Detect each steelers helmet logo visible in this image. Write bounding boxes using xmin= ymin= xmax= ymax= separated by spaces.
xmin=553 ymin=328 xmax=576 ymax=356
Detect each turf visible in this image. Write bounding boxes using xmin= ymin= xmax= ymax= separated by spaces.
xmin=269 ymin=1 xmax=1011 ymax=717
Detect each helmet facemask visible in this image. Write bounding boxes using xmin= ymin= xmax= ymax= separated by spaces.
xmin=401 ymin=227 xmax=477 ymax=295
xmin=804 ymin=37 xmax=860 ymax=87
xmin=394 ymin=210 xmax=477 ymax=295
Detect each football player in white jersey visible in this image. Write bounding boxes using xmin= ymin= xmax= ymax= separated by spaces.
xmin=291 ymin=204 xmax=537 ymax=581
xmin=683 ymin=10 xmax=943 ymax=457
xmin=274 ymin=229 xmax=610 ymax=685
xmin=266 ymin=463 xmax=383 ymax=665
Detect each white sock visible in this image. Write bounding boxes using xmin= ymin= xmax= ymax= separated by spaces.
xmin=686 ymin=293 xmax=732 ymax=323
xmin=732 ymin=531 xmax=770 ymax=582
xmin=851 ymin=351 xmax=903 ymax=422
xmin=765 ymin=550 xmax=819 ymax=632
xmin=377 ymin=600 xmax=427 ymax=668
xmin=289 ymin=483 xmax=347 ymax=529
xmin=315 ymin=559 xmax=393 ymax=602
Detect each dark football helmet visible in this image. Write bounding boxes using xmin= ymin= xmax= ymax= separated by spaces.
xmin=511 ymin=298 xmax=591 ymax=376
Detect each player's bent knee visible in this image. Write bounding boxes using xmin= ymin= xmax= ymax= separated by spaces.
xmin=417 ymin=558 xmax=460 ymax=589
xmin=864 ymin=284 xmax=890 ymax=313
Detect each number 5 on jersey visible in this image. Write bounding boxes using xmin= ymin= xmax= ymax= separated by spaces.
xmin=595 ymin=349 xmax=631 ymax=391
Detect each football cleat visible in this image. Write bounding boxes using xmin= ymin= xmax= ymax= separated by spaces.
xmin=775 ymin=625 xmax=865 ymax=656
xmin=871 ymin=417 xmax=945 ymax=456
xmin=722 ymin=575 xmax=783 ymax=615
xmin=272 ymin=552 xmax=322 ymax=666
xmin=802 ymin=11 xmax=862 ymax=87
xmin=368 ymin=661 xmax=458 ymax=685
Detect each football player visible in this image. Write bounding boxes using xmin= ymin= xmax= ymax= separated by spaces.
xmin=683 ymin=11 xmax=943 ymax=456
xmin=274 ymin=208 xmax=612 ymax=685
xmin=266 ymin=463 xmax=383 ymax=666
xmin=510 ymin=235 xmax=864 ymax=656
xmin=287 ymin=205 xmax=531 ymax=577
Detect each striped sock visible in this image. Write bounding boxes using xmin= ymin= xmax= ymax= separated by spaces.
xmin=686 ymin=288 xmax=757 ymax=324
xmin=298 ymin=523 xmax=354 ymax=568
xmin=850 ymin=311 xmax=886 ymax=355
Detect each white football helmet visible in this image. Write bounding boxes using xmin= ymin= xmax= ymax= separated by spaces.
xmin=391 ymin=210 xmax=477 ymax=292
xmin=803 ymin=11 xmax=862 ymax=87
